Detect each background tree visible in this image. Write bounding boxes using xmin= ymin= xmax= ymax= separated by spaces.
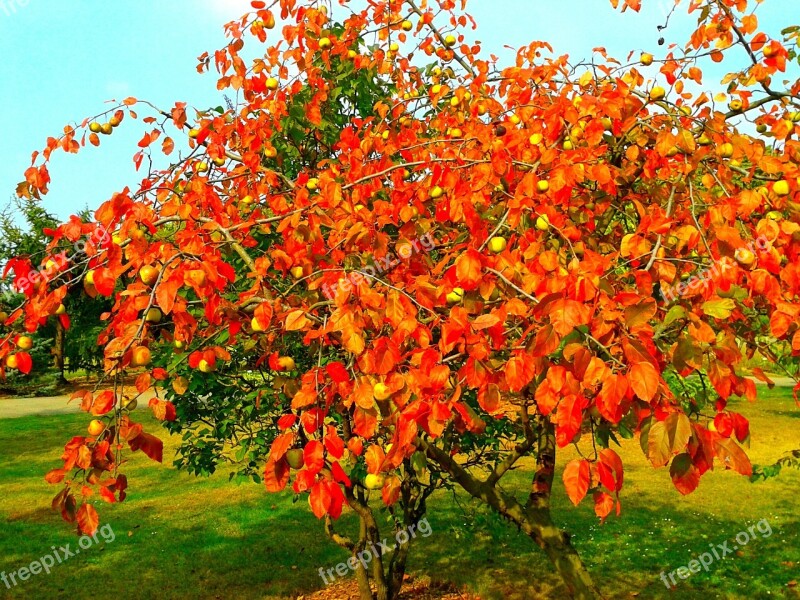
xmin=0 ymin=197 xmax=110 ymax=387
xmin=4 ymin=0 xmax=800 ymax=598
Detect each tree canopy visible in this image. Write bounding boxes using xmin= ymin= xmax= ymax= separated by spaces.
xmin=4 ymin=0 xmax=800 ymax=597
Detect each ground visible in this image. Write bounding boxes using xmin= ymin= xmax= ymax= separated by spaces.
xmin=0 ymin=383 xmax=798 ymax=599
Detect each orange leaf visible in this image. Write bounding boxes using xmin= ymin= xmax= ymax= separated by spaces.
xmin=562 ymin=459 xmax=590 ymax=505
xmin=629 ymin=362 xmax=659 ymax=401
xmin=285 ymin=309 xmax=311 ymax=331
xmin=77 ymin=503 xmax=99 ymax=535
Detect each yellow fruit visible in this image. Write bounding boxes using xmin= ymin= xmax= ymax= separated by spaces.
xmin=717 ymin=143 xmax=734 ymax=158
xmin=448 ymin=127 xmax=463 ymax=138
xmin=89 ymin=122 xmax=102 ymax=133
xmin=488 ymin=237 xmax=507 ymax=253
xmin=196 ymin=161 xmax=209 ymax=173
xmin=446 ymin=287 xmax=464 ymax=305
xmin=109 ymin=116 xmax=121 ymax=127
xmin=535 ymin=215 xmax=551 ymax=231
xmin=290 ymin=266 xmax=304 ymax=279
xmin=389 ymin=42 xmax=399 ymax=53
xmin=401 ymin=19 xmax=413 ymax=31
xmin=131 ymin=346 xmax=151 ymax=367
xmin=443 ymin=34 xmax=456 ymax=47
xmin=266 ymin=77 xmax=279 ymax=91
xmin=88 ymin=420 xmax=105 ymax=436
xmin=306 ymin=178 xmax=319 ymax=191
xmin=364 ymin=473 xmax=385 ymax=490
xmin=112 ymin=234 xmax=124 ymax=245
xmin=537 ymin=180 xmax=550 ymax=193
xmin=55 ymin=304 xmax=66 ymax=316
xmin=735 ymin=248 xmax=756 ymax=266
xmin=241 ymin=195 xmax=254 ymax=205
xmin=640 ymin=52 xmax=654 ymax=66
xmin=430 ymin=185 xmax=444 ymax=199
xmin=348 ymin=49 xmax=357 ymax=59
xmin=791 ymin=112 xmax=800 ymax=123
xmin=139 ymin=265 xmax=159 ymax=285
xmin=17 ymin=336 xmax=33 ymax=351
xmin=697 ymin=134 xmax=712 ymax=146
xmin=431 ymin=84 xmax=442 ymax=95
xmin=529 ymin=133 xmax=544 ymax=145
xmin=100 ymin=123 xmax=113 ymax=135
xmin=277 ymin=356 xmax=296 ymax=371
xmin=213 ymin=156 xmax=226 ymax=167
xmin=174 ymin=340 xmax=185 ymax=350
xmin=563 ymin=139 xmax=574 ymax=150
xmin=319 ymin=37 xmax=332 ymax=50
xmin=774 ymin=180 xmax=791 ymax=196
xmin=263 ymin=146 xmax=277 ymax=158
xmin=729 ymin=99 xmax=743 ymax=112
xmin=286 ymin=449 xmax=305 ymax=469
xmin=601 ymin=117 xmax=613 ymax=130
xmin=85 ymin=270 xmax=95 ymax=285
xmin=6 ymin=354 xmax=18 ymax=369
xmin=373 ymin=382 xmax=392 ymax=400
xmin=264 ymin=13 xmax=276 ymax=28
xmin=198 ymin=359 xmax=215 ymax=373
xmin=188 ymin=127 xmax=200 ymax=138
xmin=145 ymin=308 xmax=162 ymax=323
xmin=766 ymin=210 xmax=783 ymax=221
xmin=650 ymin=86 xmax=666 ymax=101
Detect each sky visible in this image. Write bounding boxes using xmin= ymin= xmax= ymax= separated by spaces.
xmin=0 ymin=0 xmax=795 ymax=223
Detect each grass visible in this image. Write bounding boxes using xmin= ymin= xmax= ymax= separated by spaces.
xmin=0 ymin=386 xmax=798 ymax=599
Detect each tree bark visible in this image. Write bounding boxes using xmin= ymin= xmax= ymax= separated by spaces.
xmin=418 ymin=436 xmax=600 ymax=599
xmin=52 ymin=321 xmax=67 ymax=383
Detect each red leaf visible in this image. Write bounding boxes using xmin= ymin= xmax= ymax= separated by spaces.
xmin=562 ymin=458 xmax=590 ymax=505
xmin=303 ymin=440 xmax=325 ymax=474
xmin=76 ymin=503 xmax=99 ymax=535
xmin=264 ymin=459 xmax=290 ymax=492
xmin=382 ymin=475 xmax=402 ymax=506
xmin=93 ymin=268 xmax=116 ymax=296
xmin=128 ymin=432 xmax=163 ymax=463
xmin=455 ymin=249 xmax=483 ymax=290
xmin=365 ymin=444 xmax=386 ymax=474
xmin=309 ymin=481 xmax=332 ymax=518
xmin=593 ymin=491 xmax=615 ymax=520
xmin=45 ymin=468 xmax=66 ymax=484
xmin=326 ymin=361 xmax=350 ymax=383
xmin=630 ymin=362 xmax=659 ymax=401
xmin=670 ymin=453 xmax=701 ymax=495
xmin=91 ymin=390 xmax=116 ymax=415
xmin=15 ymin=352 xmax=32 ymax=375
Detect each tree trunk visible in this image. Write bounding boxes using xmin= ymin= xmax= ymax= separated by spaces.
xmin=522 ymin=508 xmax=600 ymax=599
xmin=52 ymin=321 xmax=67 ymax=383
xmin=419 ymin=435 xmax=601 ymax=599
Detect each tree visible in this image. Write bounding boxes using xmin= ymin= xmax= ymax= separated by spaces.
xmin=5 ymin=0 xmax=800 ymax=598
xmin=0 ymin=197 xmax=110 ymax=383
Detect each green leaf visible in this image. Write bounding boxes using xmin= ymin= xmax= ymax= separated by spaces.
xmin=702 ymin=298 xmax=736 ymax=319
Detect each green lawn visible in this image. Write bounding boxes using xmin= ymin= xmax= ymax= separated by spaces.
xmin=0 ymin=387 xmax=798 ymax=599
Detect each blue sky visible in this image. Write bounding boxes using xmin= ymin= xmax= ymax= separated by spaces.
xmin=0 ymin=0 xmax=794 ymax=222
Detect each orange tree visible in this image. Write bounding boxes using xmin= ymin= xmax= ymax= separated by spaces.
xmin=5 ymin=0 xmax=800 ymax=598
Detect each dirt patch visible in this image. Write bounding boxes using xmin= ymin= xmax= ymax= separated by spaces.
xmin=302 ymin=576 xmax=476 ymax=599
